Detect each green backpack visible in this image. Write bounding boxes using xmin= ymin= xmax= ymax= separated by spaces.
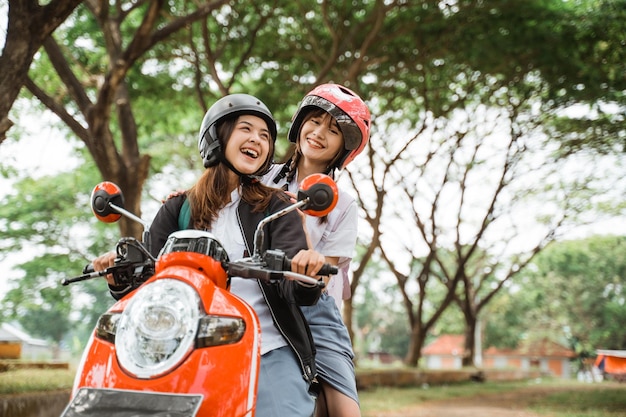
xmin=178 ymin=198 xmax=191 ymax=230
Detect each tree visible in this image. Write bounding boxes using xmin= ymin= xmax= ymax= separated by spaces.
xmin=346 ymin=63 xmax=623 ymax=366
xmin=524 ymin=1 xmax=626 ymax=156
xmin=3 ymin=0 xmax=625 ymax=358
xmin=0 ymin=161 xmax=117 ymax=350
xmin=22 ymin=0 xmax=229 ymax=239
xmin=0 ymin=0 xmax=82 ymax=144
xmin=491 ymin=235 xmax=626 ymax=352
xmin=351 ymin=248 xmax=410 ymax=361
xmin=446 ymin=0 xmax=626 ymax=156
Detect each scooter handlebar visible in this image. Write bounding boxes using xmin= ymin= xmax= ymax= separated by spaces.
xmin=61 ymin=264 xmax=106 ymax=286
xmin=226 ymin=249 xmax=337 ymax=287
xmin=62 ymin=262 xmax=128 ymax=286
xmin=67 ymin=248 xmax=337 ymax=289
xmin=227 ymin=263 xmax=327 ymax=288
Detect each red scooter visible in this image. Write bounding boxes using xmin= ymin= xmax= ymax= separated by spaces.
xmin=60 ymin=174 xmax=338 ymax=417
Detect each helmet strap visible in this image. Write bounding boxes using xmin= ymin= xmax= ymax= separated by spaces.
xmin=219 ymin=153 xmax=262 ymax=184
xmin=272 ymin=160 xmax=291 ymax=184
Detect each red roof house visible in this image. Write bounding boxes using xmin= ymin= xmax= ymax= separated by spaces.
xmin=421 ymin=334 xmax=577 ymax=378
xmin=422 ymin=334 xmax=466 ymax=370
xmin=484 ymin=338 xmax=576 ymax=378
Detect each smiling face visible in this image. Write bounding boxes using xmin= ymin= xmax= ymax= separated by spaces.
xmin=223 ymin=115 xmax=272 ymax=176
xmin=298 ymin=110 xmax=344 ymax=168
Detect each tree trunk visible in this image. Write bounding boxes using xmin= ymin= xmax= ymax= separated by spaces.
xmin=343 ymin=296 xmax=354 ymax=345
xmin=404 ymin=325 xmax=424 ymax=367
xmin=462 ymin=317 xmax=477 ymax=367
xmin=0 ymin=0 xmax=82 ymax=143
xmin=343 ymin=297 xmax=356 ymax=364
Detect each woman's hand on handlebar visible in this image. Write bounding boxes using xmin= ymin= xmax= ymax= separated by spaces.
xmin=93 ymin=251 xmax=116 ymax=285
xmin=291 ymin=249 xmax=326 ymax=278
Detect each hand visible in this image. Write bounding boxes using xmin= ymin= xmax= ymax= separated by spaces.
xmin=92 ymin=251 xmax=116 ymax=285
xmin=291 ymin=249 xmax=326 ymax=277
xmin=162 ymin=189 xmax=185 ymax=203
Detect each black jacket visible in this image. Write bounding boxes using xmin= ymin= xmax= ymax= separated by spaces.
xmin=112 ymin=192 xmax=321 ymax=387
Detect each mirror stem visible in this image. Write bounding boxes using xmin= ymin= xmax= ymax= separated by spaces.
xmin=109 ymin=203 xmax=150 ymax=229
xmin=252 ymin=199 xmax=308 ymax=259
xmin=110 ymin=202 xmax=152 ymax=252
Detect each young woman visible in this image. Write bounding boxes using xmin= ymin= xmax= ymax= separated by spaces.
xmin=264 ymin=84 xmax=371 ymax=417
xmin=94 ymin=93 xmax=327 ymax=417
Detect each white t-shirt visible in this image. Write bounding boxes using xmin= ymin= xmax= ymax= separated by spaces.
xmin=210 ymin=187 xmax=287 ymax=355
xmin=263 ymin=164 xmax=358 ymax=309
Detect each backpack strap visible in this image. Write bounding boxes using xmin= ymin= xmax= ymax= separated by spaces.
xmin=178 ymin=198 xmax=191 ymax=230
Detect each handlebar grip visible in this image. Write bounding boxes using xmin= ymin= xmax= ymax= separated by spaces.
xmin=262 ymin=250 xmax=338 ymax=276
xmin=318 ymin=263 xmax=338 ymax=276
xmin=284 ymin=256 xmax=338 ymax=276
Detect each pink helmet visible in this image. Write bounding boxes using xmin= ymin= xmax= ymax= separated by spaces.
xmin=288 ymin=84 xmax=371 ymax=169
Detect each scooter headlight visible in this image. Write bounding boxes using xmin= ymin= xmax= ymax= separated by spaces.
xmin=116 ymin=279 xmax=200 ymax=379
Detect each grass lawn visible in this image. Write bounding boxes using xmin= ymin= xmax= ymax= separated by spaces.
xmin=359 ymin=378 xmax=541 ymax=412
xmin=359 ymin=378 xmax=626 ymax=416
xmin=0 ymin=368 xmax=75 ymax=395
xmin=526 ymin=385 xmax=626 ymax=417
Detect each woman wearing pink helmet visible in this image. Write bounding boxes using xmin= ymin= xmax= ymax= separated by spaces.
xmin=265 ymin=83 xmax=371 ymax=417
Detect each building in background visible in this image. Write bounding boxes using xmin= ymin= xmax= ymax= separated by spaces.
xmin=594 ymin=349 xmax=626 ymax=382
xmin=422 ymin=334 xmax=577 ymax=378
xmin=0 ymin=322 xmax=52 ymax=360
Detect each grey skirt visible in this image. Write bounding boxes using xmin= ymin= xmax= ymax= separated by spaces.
xmin=301 ymin=293 xmax=359 ymax=404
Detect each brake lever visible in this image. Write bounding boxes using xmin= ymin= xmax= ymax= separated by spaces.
xmin=61 ymin=263 xmax=129 ymax=286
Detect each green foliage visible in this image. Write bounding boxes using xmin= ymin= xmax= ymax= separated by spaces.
xmin=4 ymin=0 xmax=626 ymax=362
xmin=0 ymin=160 xmax=117 ymax=346
xmin=2 ymin=253 xmax=74 ymax=342
xmin=353 ymin=250 xmax=410 ymax=359
xmin=448 ymin=0 xmax=625 ymax=100
xmin=483 ymin=291 xmax=529 ymax=349
xmin=486 ymin=235 xmax=626 ymax=352
xmin=431 ymin=303 xmax=466 ymax=338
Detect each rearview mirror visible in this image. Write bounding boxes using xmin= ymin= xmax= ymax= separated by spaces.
xmin=298 ymin=173 xmax=338 ymax=217
xmin=90 ymin=182 xmax=124 ymax=223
